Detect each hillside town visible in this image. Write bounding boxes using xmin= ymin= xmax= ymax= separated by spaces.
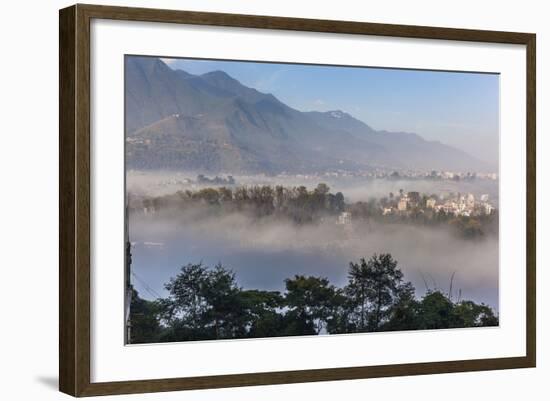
xmin=282 ymin=169 xmax=498 ymax=182
xmin=330 ymin=189 xmax=498 ymax=242
xmin=381 ymin=191 xmax=494 ymax=217
xmin=334 ymin=190 xmax=495 ymax=228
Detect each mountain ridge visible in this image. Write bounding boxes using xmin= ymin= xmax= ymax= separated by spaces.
xmin=125 ymin=56 xmax=490 ymax=173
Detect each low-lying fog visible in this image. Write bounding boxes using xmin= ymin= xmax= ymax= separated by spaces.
xmin=127 ymin=170 xmax=499 ymax=206
xmin=129 ymin=208 xmax=499 ymax=311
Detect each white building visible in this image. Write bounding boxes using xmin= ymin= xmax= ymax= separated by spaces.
xmin=466 ymin=193 xmax=475 ymax=208
xmin=337 ymin=211 xmax=352 ymax=225
xmin=397 ymin=197 xmax=408 ymax=212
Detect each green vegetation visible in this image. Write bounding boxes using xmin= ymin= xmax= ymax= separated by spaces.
xmin=130 ymin=183 xmax=497 ymax=239
xmin=128 ymin=253 xmax=498 ymax=344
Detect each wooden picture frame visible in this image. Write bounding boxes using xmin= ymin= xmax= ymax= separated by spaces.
xmin=59 ymin=3 xmax=536 ymax=397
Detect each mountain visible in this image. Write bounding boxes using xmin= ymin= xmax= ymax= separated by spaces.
xmin=304 ymin=110 xmax=486 ymax=172
xmin=125 ymin=56 xmax=488 ymax=173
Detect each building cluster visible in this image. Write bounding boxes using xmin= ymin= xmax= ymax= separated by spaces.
xmin=381 ymin=191 xmax=495 ymax=218
xmin=277 ymin=169 xmax=498 ymax=182
xmin=431 ymin=193 xmax=494 ymax=217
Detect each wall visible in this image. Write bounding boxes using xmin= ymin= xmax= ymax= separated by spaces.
xmin=0 ymin=0 xmax=546 ymax=399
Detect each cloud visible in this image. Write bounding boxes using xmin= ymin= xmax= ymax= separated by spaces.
xmin=127 ymin=172 xmax=499 ymax=310
xmin=130 ymin=203 xmax=499 ymax=310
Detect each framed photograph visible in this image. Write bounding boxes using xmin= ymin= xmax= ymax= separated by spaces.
xmin=59 ymin=4 xmax=536 ymax=397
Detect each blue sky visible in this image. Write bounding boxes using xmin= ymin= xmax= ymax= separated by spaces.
xmin=161 ymin=57 xmax=499 ymax=167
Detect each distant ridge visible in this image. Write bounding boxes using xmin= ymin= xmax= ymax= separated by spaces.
xmin=125 ymin=56 xmax=489 ymax=173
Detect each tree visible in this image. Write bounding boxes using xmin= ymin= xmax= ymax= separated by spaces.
xmin=382 ymin=282 xmax=420 ymax=331
xmin=233 ymin=186 xmax=250 ymax=208
xmin=238 ymin=289 xmax=285 ymax=338
xmin=325 ymin=289 xmax=354 ymax=334
xmin=160 ymin=262 xmax=246 ymax=340
xmin=284 ymin=275 xmax=339 ymax=335
xmin=162 ymin=263 xmax=212 ymax=340
xmin=129 ymin=288 xmax=163 ymax=344
xmin=201 ymin=264 xmax=244 ymax=339
xmin=249 ymin=185 xmax=275 ymax=217
xmin=217 ymin=186 xmax=233 ymax=202
xmin=345 ymin=254 xmax=406 ymax=331
xmin=329 ymin=192 xmax=345 ymax=213
xmin=336 ymin=192 xmax=345 ymax=211
xmin=274 ymin=185 xmax=285 ymax=209
xmin=453 ymin=300 xmax=499 ymax=327
xmin=416 ymin=291 xmax=459 ymax=329
xmin=134 ymin=254 xmax=499 ymax=342
xmin=314 ymin=183 xmax=330 ymax=196
xmin=449 ymin=217 xmax=484 ymax=239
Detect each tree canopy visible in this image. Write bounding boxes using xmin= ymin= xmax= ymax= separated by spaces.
xmin=128 ymin=253 xmax=498 ymax=344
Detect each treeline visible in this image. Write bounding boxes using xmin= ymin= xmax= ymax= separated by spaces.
xmin=134 ymin=183 xmax=345 ymax=224
xmin=129 ymin=254 xmax=498 ymax=344
xmin=130 ymin=183 xmax=497 ymax=238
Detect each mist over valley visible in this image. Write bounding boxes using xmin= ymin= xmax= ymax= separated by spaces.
xmin=128 ymin=174 xmax=499 ymax=310
xmin=124 ymin=56 xmax=500 ymax=343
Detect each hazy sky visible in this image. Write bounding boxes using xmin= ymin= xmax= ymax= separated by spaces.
xmin=161 ymin=57 xmax=499 ymax=167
